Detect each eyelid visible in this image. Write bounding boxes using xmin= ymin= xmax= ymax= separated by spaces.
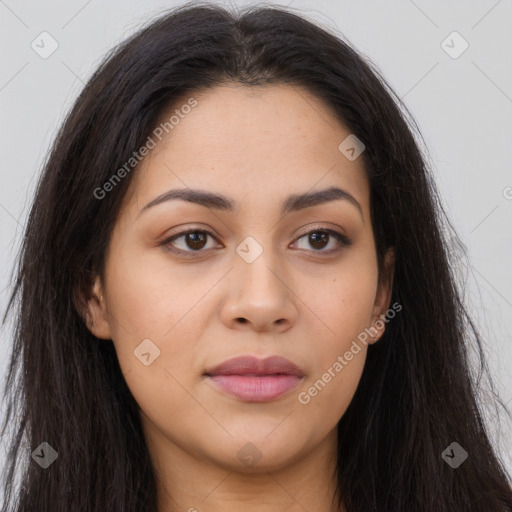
xmin=161 ymin=224 xmax=351 ymax=257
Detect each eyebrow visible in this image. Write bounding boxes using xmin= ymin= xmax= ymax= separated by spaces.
xmin=137 ymin=186 xmax=363 ymax=220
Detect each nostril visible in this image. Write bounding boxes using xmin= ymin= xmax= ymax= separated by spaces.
xmin=237 ymin=318 xmax=247 ymax=323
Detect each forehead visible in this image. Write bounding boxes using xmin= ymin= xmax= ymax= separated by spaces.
xmin=124 ymin=83 xmax=369 ymax=217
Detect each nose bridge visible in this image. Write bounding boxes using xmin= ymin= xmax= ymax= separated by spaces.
xmin=234 ymin=233 xmax=285 ymax=300
xmin=220 ymin=232 xmax=298 ymax=330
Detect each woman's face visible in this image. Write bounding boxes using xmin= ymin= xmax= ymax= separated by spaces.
xmin=87 ymin=83 xmax=394 ymax=475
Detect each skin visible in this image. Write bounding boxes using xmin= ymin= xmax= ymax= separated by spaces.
xmin=86 ymin=83 xmax=395 ymax=512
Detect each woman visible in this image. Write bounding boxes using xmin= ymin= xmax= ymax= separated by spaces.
xmin=1 ymin=2 xmax=511 ymax=511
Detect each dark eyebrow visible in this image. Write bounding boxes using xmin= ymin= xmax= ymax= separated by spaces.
xmin=137 ymin=186 xmax=363 ymax=220
xmin=282 ymin=186 xmax=363 ymax=219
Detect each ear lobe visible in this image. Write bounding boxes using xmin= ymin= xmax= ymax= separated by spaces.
xmin=84 ymin=276 xmax=112 ymax=340
xmin=369 ymin=248 xmax=396 ymax=344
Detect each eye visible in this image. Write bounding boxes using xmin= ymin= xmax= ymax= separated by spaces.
xmin=161 ymin=226 xmax=351 ymax=257
xmin=162 ymin=228 xmax=219 ymax=256
xmin=292 ymin=228 xmax=351 ymax=254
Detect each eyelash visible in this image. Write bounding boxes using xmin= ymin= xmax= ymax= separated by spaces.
xmin=160 ymin=225 xmax=352 ymax=258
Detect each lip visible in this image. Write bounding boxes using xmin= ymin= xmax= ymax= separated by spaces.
xmin=204 ymin=355 xmax=305 ymax=402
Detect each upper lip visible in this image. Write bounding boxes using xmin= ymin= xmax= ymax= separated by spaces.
xmin=205 ymin=355 xmax=305 ymax=377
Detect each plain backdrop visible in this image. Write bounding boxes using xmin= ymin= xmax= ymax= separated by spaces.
xmin=1 ymin=0 xmax=511 ymax=485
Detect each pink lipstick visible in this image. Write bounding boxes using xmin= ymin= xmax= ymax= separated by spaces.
xmin=204 ymin=355 xmax=304 ymax=402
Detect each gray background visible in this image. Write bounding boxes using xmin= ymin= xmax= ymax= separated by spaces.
xmin=1 ymin=0 xmax=511 ymax=482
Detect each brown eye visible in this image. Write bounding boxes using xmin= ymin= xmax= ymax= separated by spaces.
xmin=183 ymin=232 xmax=208 ymax=250
xmin=163 ymin=229 xmax=218 ymax=255
xmin=294 ymin=229 xmax=351 ymax=254
xmin=308 ymin=232 xmax=330 ymax=250
xmin=162 ymin=226 xmax=351 ymax=258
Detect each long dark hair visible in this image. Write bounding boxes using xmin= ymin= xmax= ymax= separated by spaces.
xmin=2 ymin=2 xmax=511 ymax=511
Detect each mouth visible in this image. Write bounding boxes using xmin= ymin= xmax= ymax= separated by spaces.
xmin=204 ymin=355 xmax=305 ymax=402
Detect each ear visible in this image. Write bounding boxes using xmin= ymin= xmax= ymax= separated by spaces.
xmin=368 ymin=247 xmax=395 ymax=345
xmin=83 ymin=275 xmax=112 ymax=340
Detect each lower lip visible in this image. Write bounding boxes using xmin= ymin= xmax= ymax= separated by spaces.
xmin=207 ymin=375 xmax=302 ymax=402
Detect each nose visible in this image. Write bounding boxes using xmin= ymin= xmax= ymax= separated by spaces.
xmin=220 ymin=247 xmax=298 ymax=333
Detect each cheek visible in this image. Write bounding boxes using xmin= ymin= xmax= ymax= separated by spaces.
xmin=104 ymin=239 xmax=200 ymax=339
xmin=103 ymin=245 xmax=209 ymax=433
xmin=295 ymin=289 xmax=374 ymax=425
xmin=297 ymin=249 xmax=377 ymax=411
xmin=309 ymin=251 xmax=378 ymax=346
xmin=103 ymin=240 xmax=225 ymax=397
